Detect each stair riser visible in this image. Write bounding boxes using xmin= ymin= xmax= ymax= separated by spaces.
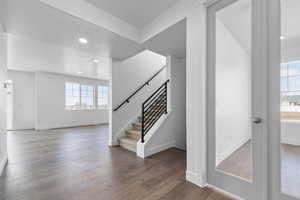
xmin=126 ymin=133 xmax=140 ymax=140
xmin=125 ymin=131 xmax=140 ymax=140
xmin=120 ymin=142 xmax=136 ymax=152
xmin=132 ymin=124 xmax=141 ymax=131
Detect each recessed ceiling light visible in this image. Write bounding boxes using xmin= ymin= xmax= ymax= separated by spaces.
xmin=77 ymin=71 xmax=83 ymax=74
xmin=280 ymin=36 xmax=285 ymax=40
xmin=93 ymin=59 xmax=99 ymax=63
xmin=78 ymin=37 xmax=88 ymax=44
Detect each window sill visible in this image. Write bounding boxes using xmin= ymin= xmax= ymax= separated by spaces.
xmin=281 ymin=112 xmax=300 ymax=121
xmin=65 ymin=108 xmax=96 ymax=111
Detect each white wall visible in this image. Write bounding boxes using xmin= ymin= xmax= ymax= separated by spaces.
xmin=185 ymin=1 xmax=207 ymax=187
xmin=6 ymin=70 xmax=35 ymax=130
xmin=0 ymin=19 xmax=8 ymax=174
xmin=35 ymin=72 xmax=109 ymax=130
xmin=139 ymin=56 xmax=186 ymax=157
xmin=281 ymin=121 xmax=300 ymax=145
xmin=215 ymin=19 xmax=251 ymax=165
xmin=111 ymin=50 xmax=167 ymax=145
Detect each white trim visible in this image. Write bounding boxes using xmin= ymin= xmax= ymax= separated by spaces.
xmin=186 ymin=170 xmax=207 ymax=187
xmin=206 ymin=184 xmax=245 ymax=200
xmin=35 ymin=123 xmax=108 ymax=131
xmin=108 ymin=139 xmax=119 ymax=147
xmin=137 ymin=113 xmax=172 ymax=158
xmin=281 ymin=139 xmax=300 ymax=146
xmin=216 ymin=137 xmax=251 ymax=166
xmin=204 ymin=0 xmax=228 ymax=8
xmin=0 ymin=155 xmax=8 ymax=175
xmin=143 ymin=141 xmax=176 ymax=158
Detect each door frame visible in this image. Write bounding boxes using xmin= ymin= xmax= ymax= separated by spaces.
xmin=206 ymin=0 xmax=268 ymax=199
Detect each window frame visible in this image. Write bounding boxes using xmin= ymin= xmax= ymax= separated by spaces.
xmin=65 ymin=82 xmax=81 ymax=110
xmin=281 ymin=61 xmax=300 ymax=120
xmin=97 ymin=85 xmax=109 ymax=110
xmin=65 ymin=82 xmax=96 ymax=111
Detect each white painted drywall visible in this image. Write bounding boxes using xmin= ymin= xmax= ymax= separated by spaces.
xmin=6 ymin=33 xmax=111 ymax=80
xmin=111 ymin=50 xmax=167 ymax=145
xmin=140 ymin=56 xmax=186 ymax=156
xmin=0 ymin=20 xmax=8 ymax=174
xmin=185 ymin=1 xmax=207 ymax=187
xmin=215 ymin=19 xmax=251 ymax=165
xmin=6 ymin=70 xmax=35 ymax=130
xmin=141 ymin=0 xmax=196 ymax=42
xmin=40 ymin=0 xmax=140 ymax=42
xmin=35 ymin=72 xmax=109 ymax=130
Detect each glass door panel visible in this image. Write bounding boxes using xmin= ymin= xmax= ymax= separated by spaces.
xmin=280 ymin=0 xmax=300 ymax=199
xmin=207 ymin=0 xmax=267 ymax=199
xmin=214 ymin=0 xmax=253 ymax=182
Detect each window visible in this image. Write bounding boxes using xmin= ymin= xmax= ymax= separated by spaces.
xmin=65 ymin=82 xmax=80 ymax=110
xmin=81 ymin=85 xmax=95 ymax=110
xmin=281 ymin=61 xmax=300 ymax=119
xmin=65 ymin=82 xmax=95 ymax=110
xmin=98 ymin=85 xmax=109 ymax=109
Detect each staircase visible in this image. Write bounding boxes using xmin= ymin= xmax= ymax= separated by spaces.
xmin=117 ymin=80 xmax=169 ymax=153
xmin=113 ymin=65 xmax=169 ymax=154
xmin=118 ymin=118 xmax=141 ymax=152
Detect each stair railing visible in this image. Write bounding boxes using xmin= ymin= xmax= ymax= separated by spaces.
xmin=141 ymin=80 xmax=169 ymax=143
xmin=113 ymin=66 xmax=167 ymax=112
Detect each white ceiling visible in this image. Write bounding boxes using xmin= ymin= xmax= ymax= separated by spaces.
xmin=3 ymin=0 xmax=144 ymax=60
xmin=1 ymin=0 xmax=186 ymax=79
xmin=84 ymin=0 xmax=181 ymax=28
xmin=143 ymin=19 xmax=186 ymax=59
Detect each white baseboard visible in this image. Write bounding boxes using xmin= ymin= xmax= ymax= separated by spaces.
xmin=281 ymin=138 xmax=300 ymax=146
xmin=144 ymin=140 xmax=176 ymax=158
xmin=108 ymin=139 xmax=119 ymax=147
xmin=36 ymin=123 xmax=108 ymax=131
xmin=186 ymin=170 xmax=206 ymax=188
xmin=0 ymin=155 xmax=8 ymax=176
xmin=216 ymin=136 xmax=251 ymax=166
xmin=206 ymin=184 xmax=245 ymax=200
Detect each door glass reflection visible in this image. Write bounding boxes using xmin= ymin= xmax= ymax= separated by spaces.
xmin=215 ymin=0 xmax=253 ymax=182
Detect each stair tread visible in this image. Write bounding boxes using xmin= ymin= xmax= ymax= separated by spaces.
xmin=126 ymin=128 xmax=140 ymax=134
xmin=133 ymin=121 xmax=141 ymax=126
xmin=119 ymin=135 xmax=139 ymax=143
xmin=119 ymin=136 xmax=137 ymax=153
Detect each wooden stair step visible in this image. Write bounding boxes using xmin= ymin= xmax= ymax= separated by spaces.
xmin=118 ymin=136 xmax=137 ymax=152
xmin=132 ymin=121 xmax=142 ymax=130
xmin=125 ymin=129 xmax=140 ymax=140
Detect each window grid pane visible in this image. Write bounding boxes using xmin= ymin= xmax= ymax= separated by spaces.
xmin=65 ymin=82 xmax=95 ymax=110
xmin=98 ymin=85 xmax=109 ymax=109
xmin=80 ymin=85 xmax=94 ymax=110
xmin=281 ymin=62 xmax=300 ymax=113
xmin=65 ymin=82 xmax=80 ymax=110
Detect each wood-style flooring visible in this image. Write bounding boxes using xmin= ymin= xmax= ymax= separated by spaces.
xmin=0 ymin=125 xmax=233 ymax=200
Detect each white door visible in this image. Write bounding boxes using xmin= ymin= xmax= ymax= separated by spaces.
xmin=207 ymin=0 xmax=268 ymax=199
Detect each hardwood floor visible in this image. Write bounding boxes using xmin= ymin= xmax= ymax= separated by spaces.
xmin=0 ymin=125 xmax=233 ymax=200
